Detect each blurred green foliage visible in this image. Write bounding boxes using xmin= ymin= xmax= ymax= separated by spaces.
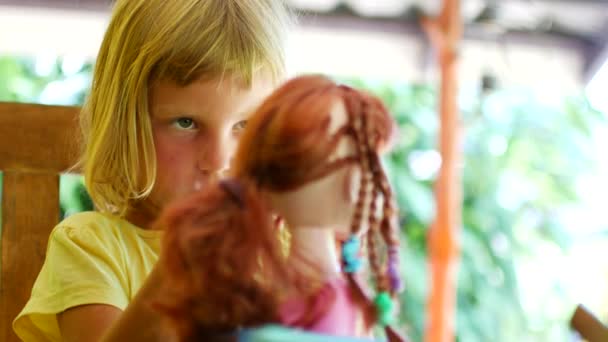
xmin=0 ymin=55 xmax=604 ymax=341
xmin=0 ymin=55 xmax=94 ymax=222
xmin=341 ymin=78 xmax=604 ymax=341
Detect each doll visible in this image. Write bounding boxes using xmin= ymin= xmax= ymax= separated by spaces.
xmin=154 ymin=75 xmax=405 ymax=342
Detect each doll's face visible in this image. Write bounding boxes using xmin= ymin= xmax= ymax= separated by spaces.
xmin=269 ymin=99 xmax=378 ymax=237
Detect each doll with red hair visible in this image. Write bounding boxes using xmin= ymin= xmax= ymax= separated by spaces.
xmin=154 ymin=75 xmax=406 ymax=341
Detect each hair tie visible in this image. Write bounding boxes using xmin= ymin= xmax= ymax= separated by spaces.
xmin=342 ymin=236 xmax=362 ymax=273
xmin=388 ymin=247 xmax=403 ymax=292
xmin=374 ymin=291 xmax=395 ymax=326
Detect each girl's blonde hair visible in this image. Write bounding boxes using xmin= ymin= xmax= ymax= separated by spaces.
xmin=79 ymin=0 xmax=292 ymax=215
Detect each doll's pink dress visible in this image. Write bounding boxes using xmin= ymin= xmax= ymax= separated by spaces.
xmin=279 ymin=276 xmax=367 ymax=337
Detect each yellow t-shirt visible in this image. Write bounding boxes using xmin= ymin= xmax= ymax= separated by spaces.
xmin=13 ymin=211 xmax=161 ymax=342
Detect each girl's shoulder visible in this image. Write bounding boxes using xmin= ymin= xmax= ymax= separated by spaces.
xmin=59 ymin=210 xmax=123 ymax=226
xmin=53 ymin=211 xmax=126 ymax=239
xmin=52 ymin=211 xmax=161 ymax=250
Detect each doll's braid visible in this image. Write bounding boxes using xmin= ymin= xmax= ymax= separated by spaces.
xmin=336 ymin=84 xmax=405 ymax=341
xmin=351 ymin=89 xmax=402 ymax=328
xmin=361 ymin=101 xmax=387 ymax=294
xmin=337 ymin=87 xmax=370 ymax=274
xmin=373 ymin=151 xmax=402 ymax=294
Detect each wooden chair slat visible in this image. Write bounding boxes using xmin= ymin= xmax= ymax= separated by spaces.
xmin=1 ymin=171 xmax=60 ymax=342
xmin=0 ymin=102 xmax=80 ymax=173
xmin=0 ymin=102 xmax=78 ymax=341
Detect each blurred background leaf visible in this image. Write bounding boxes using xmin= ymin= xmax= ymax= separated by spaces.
xmin=339 ymin=76 xmax=605 ymax=341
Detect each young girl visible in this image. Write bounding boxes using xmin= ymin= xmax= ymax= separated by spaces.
xmin=154 ymin=75 xmax=406 ymax=341
xmin=13 ymin=1 xmax=292 ymax=341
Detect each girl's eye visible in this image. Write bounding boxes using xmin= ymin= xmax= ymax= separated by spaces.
xmin=232 ymin=120 xmax=247 ymax=132
xmin=173 ymin=117 xmax=195 ymax=130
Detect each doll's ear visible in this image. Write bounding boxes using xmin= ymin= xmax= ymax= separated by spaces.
xmin=342 ymin=166 xmax=360 ymax=204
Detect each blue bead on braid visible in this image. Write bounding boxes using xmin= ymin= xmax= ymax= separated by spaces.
xmin=342 ymin=236 xmax=362 ymax=273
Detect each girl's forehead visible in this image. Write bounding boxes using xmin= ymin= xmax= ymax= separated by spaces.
xmin=148 ymin=75 xmax=275 ymax=120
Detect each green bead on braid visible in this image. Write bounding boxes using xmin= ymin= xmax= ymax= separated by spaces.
xmin=374 ymin=291 xmax=394 ymax=326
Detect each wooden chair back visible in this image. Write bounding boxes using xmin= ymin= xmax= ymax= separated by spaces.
xmin=0 ymin=102 xmax=79 ymax=342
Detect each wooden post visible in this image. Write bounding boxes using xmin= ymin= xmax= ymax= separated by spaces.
xmin=420 ymin=1 xmax=462 ymax=341
xmin=570 ymin=304 xmax=608 ymax=342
